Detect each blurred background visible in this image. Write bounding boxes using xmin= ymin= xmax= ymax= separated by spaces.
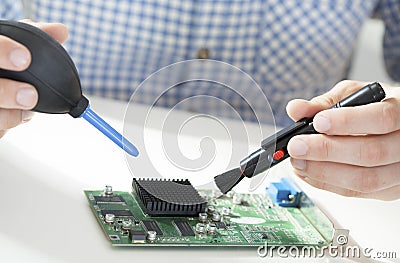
xmin=349 ymin=18 xmax=393 ymax=84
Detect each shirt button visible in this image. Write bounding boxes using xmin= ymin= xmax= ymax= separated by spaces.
xmin=196 ymin=48 xmax=211 ymax=59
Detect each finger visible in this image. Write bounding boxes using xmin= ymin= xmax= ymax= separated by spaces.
xmin=286 ymin=80 xmax=367 ymax=121
xmin=0 ymin=21 xmax=68 ymax=72
xmin=0 ymin=79 xmax=38 ymax=109
xmin=287 ymin=132 xmax=400 ymax=167
xmin=291 ymin=158 xmax=400 ymax=193
xmin=21 ymin=20 xmax=68 ymax=44
xmin=0 ymin=109 xmax=24 ymax=130
xmin=0 ymin=35 xmax=31 ymax=71
xmin=0 ymin=130 xmax=6 ymax=138
xmin=295 ymin=174 xmax=400 ymax=201
xmin=286 ymin=99 xmax=319 ymax=121
xmin=21 ymin=111 xmax=34 ymax=123
xmin=313 ymin=88 xmax=400 ymax=135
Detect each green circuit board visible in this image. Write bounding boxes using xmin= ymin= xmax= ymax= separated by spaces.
xmin=85 ymin=179 xmax=335 ymax=247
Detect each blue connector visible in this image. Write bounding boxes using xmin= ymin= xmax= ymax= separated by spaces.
xmin=266 ymin=178 xmax=302 ymax=207
xmin=80 ymin=105 xmax=139 ymax=157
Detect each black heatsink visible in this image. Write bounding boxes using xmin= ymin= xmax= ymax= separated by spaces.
xmin=132 ymin=178 xmax=207 ymax=216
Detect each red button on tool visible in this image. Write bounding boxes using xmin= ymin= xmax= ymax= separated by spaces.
xmin=273 ymin=149 xmax=285 ymax=161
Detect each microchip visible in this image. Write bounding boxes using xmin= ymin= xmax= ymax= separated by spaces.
xmin=215 ymin=222 xmax=226 ymax=229
xmin=142 ymin=220 xmax=163 ymax=235
xmin=173 ymin=221 xmax=195 ymax=236
xmin=129 ymin=230 xmax=146 ymax=244
xmin=132 ymin=178 xmax=207 ymax=216
xmin=101 ymin=210 xmax=133 ymax=218
xmin=94 ymin=195 xmax=126 ymax=204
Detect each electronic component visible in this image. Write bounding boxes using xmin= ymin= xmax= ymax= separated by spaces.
xmin=198 ymin=213 xmax=208 ymax=223
xmin=215 ymin=222 xmax=227 ymax=230
xmin=211 ymin=212 xmax=221 ymax=222
xmin=104 ymin=185 xmax=113 ymax=195
xmin=94 ymin=195 xmax=125 ymax=204
xmin=173 ymin=221 xmax=195 ymax=237
xmin=147 ymin=231 xmax=157 ymax=242
xmin=207 ymin=223 xmax=216 ymax=235
xmin=132 ymin=178 xmax=207 ymax=216
xmin=129 ymin=230 xmax=146 ymax=244
xmin=121 ymin=220 xmax=132 ymax=230
xmin=206 ymin=205 xmax=215 ymax=214
xmin=141 ymin=220 xmax=163 ymax=236
xmin=104 ymin=214 xmax=115 ymax=224
xmin=195 ymin=223 xmax=206 ymax=234
xmin=100 ymin=210 xmax=133 ymax=218
xmin=266 ymin=178 xmax=302 ymax=207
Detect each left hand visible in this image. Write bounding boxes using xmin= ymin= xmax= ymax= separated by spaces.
xmin=286 ymin=80 xmax=400 ymax=201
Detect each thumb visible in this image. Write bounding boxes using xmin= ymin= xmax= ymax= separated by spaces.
xmin=286 ymin=80 xmax=368 ymax=121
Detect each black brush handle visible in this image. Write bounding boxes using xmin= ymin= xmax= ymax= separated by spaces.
xmin=240 ymin=82 xmax=385 ymax=177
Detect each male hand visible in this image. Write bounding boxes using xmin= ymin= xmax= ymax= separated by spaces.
xmin=0 ymin=20 xmax=68 ymax=138
xmin=286 ymin=80 xmax=400 ymax=201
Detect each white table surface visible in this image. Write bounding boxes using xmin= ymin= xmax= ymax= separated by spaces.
xmin=0 ymin=96 xmax=398 ymax=263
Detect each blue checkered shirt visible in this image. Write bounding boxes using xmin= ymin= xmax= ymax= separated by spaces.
xmin=1 ymin=0 xmax=400 ymax=126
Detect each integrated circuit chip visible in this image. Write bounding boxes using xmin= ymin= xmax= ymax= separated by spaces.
xmin=132 ymin=178 xmax=207 ymax=216
xmin=215 ymin=222 xmax=226 ymax=230
xmin=129 ymin=230 xmax=146 ymax=244
xmin=100 ymin=209 xmax=133 ymax=218
xmin=94 ymin=195 xmax=126 ymax=204
xmin=173 ymin=221 xmax=195 ymax=236
xmin=142 ymin=220 xmax=163 ymax=235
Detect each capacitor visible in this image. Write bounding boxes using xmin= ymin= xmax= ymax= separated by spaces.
xmin=147 ymin=231 xmax=157 ymax=242
xmin=207 ymin=223 xmax=216 ymax=235
xmin=104 ymin=213 xmax=115 ymax=224
xmin=121 ymin=220 xmax=132 ymax=230
xmin=198 ymin=212 xmax=208 ymax=223
xmin=206 ymin=205 xmax=215 ymax=214
xmin=104 ymin=185 xmax=113 ymax=196
xmin=195 ymin=223 xmax=206 ymax=234
xmin=212 ymin=212 xmax=221 ymax=222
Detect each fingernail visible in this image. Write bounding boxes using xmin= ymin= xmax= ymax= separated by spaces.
xmin=314 ymin=114 xmax=331 ymax=132
xmin=292 ymin=159 xmax=306 ymax=170
xmin=22 ymin=110 xmax=34 ymax=122
xmin=9 ymin=48 xmax=30 ymax=68
xmin=16 ymin=88 xmax=36 ymax=107
xmin=295 ymin=172 xmax=307 ymax=179
xmin=290 ymin=138 xmax=308 ymax=156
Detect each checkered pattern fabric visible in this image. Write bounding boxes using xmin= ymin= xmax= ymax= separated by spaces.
xmin=1 ymin=0 xmax=399 ymax=126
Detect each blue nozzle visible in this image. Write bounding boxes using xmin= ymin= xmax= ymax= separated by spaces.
xmin=80 ymin=105 xmax=139 ymax=157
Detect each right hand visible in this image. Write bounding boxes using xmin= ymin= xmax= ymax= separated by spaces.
xmin=0 ymin=20 xmax=68 ymax=138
